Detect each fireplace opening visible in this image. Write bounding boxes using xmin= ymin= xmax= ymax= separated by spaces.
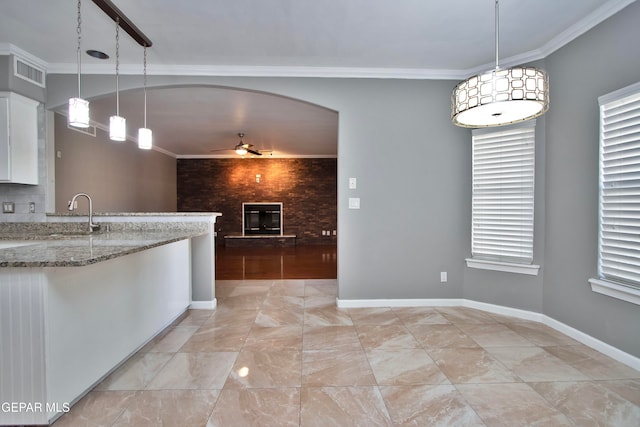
xmin=243 ymin=202 xmax=282 ymax=235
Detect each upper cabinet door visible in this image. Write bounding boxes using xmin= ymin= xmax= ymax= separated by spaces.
xmin=0 ymin=92 xmax=39 ymax=185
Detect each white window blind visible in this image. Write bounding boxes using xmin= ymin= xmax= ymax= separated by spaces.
xmin=598 ymin=83 xmax=640 ymax=288
xmin=471 ymin=122 xmax=535 ymax=264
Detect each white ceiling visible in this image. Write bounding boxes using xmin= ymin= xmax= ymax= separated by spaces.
xmin=0 ymin=0 xmax=635 ymax=157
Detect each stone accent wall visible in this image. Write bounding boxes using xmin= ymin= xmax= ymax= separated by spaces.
xmin=177 ymin=158 xmax=337 ymax=245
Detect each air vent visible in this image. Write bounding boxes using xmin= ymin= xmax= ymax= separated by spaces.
xmin=14 ymin=56 xmax=45 ymax=88
xmin=67 ymin=122 xmax=96 ymax=137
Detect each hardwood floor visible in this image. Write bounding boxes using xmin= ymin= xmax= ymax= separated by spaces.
xmin=215 ymin=244 xmax=337 ymax=280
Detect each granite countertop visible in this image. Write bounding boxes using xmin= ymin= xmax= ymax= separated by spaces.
xmin=0 ymin=229 xmax=209 ymax=268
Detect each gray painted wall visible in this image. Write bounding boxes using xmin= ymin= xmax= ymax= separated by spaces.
xmin=46 ymin=76 xmax=471 ymax=302
xmin=0 ymin=55 xmax=46 ymax=102
xmin=462 ymin=60 xmax=548 ymax=314
xmin=54 ymin=113 xmax=177 ymax=213
xmin=543 ymin=0 xmax=640 ymax=356
xmin=42 ymin=0 xmax=640 ymax=357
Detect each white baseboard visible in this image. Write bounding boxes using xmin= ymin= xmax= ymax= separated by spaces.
xmin=336 ymin=298 xmax=640 ymax=371
xmin=543 ymin=316 xmax=640 ymax=371
xmin=189 ymin=299 xmax=217 ymax=310
xmin=463 ymin=300 xmax=545 ymax=323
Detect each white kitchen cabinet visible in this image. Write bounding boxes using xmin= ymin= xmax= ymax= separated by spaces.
xmin=0 ymin=92 xmax=39 ymax=185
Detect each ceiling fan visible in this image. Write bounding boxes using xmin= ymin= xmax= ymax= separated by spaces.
xmin=210 ymin=132 xmax=275 ymax=157
xmin=234 ymin=133 xmax=262 ymax=156
xmin=210 ymin=132 xmax=263 ymax=156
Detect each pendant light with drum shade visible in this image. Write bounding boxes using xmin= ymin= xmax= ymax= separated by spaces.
xmin=109 ymin=18 xmax=126 ymax=141
xmin=68 ymin=0 xmax=90 ymax=128
xmin=451 ymin=0 xmax=549 ymax=128
xmin=138 ymin=46 xmax=152 ymax=149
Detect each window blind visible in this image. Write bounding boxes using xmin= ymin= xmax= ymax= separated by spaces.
xmin=471 ymin=123 xmax=535 ymax=264
xmin=598 ymin=86 xmax=640 ymax=288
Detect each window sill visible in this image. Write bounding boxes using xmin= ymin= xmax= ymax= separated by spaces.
xmin=465 ymin=258 xmax=540 ymax=276
xmin=589 ymin=278 xmax=640 ymax=306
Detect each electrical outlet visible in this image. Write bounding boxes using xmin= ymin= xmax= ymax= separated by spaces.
xmin=440 ymin=272 xmax=448 ymax=283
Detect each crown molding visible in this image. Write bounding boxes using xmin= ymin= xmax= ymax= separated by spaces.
xmin=10 ymin=0 xmax=637 ymax=80
xmin=538 ymin=0 xmax=637 ymax=58
xmin=177 ymin=154 xmax=337 ymax=159
xmin=46 ymin=62 xmax=466 ymax=80
xmin=0 ymin=43 xmax=48 ymax=70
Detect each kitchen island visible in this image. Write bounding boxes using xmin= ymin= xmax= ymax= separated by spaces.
xmin=0 ymin=213 xmax=220 ymax=426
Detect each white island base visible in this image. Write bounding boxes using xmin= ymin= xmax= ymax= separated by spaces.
xmin=2 ymin=241 xmax=190 ymax=425
xmin=0 ymin=213 xmax=220 ymax=426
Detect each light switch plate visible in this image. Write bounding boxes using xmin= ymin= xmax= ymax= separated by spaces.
xmin=3 ymin=202 xmax=15 ymax=213
xmin=348 ymin=197 xmax=360 ymax=209
xmin=349 ymin=177 xmax=357 ymax=189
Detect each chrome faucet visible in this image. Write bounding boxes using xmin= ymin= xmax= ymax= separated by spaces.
xmin=68 ymin=193 xmax=100 ymax=233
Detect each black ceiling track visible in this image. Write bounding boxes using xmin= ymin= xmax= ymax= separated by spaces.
xmin=91 ymin=0 xmax=153 ymax=47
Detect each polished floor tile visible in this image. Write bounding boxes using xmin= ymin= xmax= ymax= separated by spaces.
xmin=487 ymin=346 xmax=590 ymax=382
xmin=207 ymin=388 xmax=300 ymax=427
xmin=380 ymin=384 xmax=485 ymax=426
xmin=50 ymin=391 xmax=138 ymax=427
xmin=531 ymin=380 xmax=640 ymax=426
xmin=457 ymin=383 xmax=573 ymax=426
xmin=545 ymin=344 xmax=640 ymax=380
xmin=53 ymin=279 xmax=640 ymax=427
xmin=179 ymin=323 xmax=251 ymax=352
xmin=111 ymin=390 xmax=219 ymax=426
xmin=243 ymin=325 xmax=303 ymax=351
xmin=225 ymin=350 xmax=302 ymax=388
xmin=146 ymin=352 xmax=237 ymax=390
xmin=455 ymin=323 xmax=535 ymax=347
xmin=95 ymin=353 xmax=173 ymax=391
xmin=427 ymin=347 xmax=521 ymax=384
xmin=407 ymin=323 xmax=480 ymax=349
xmin=300 ymin=386 xmax=392 ymax=427
xmin=143 ymin=326 xmax=199 ymax=353
xmin=302 ymin=349 xmax=377 ymax=386
xmin=303 ymin=325 xmax=361 ymax=351
xmin=356 ymin=324 xmax=421 ymax=350
xmin=365 ymin=349 xmax=450 ymax=386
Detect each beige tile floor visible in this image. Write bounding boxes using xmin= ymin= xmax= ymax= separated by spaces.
xmin=53 ymin=279 xmax=640 ymax=427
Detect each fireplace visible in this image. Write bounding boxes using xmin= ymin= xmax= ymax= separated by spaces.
xmin=242 ymin=202 xmax=283 ymax=236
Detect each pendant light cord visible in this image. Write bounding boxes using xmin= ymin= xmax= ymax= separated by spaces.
xmin=494 ymin=0 xmax=500 ymax=71
xmin=143 ymin=45 xmax=147 ymax=128
xmin=115 ymin=18 xmax=120 ymax=116
xmin=76 ymin=0 xmax=82 ymax=97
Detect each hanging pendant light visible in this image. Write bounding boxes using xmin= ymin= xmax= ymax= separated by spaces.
xmin=110 ymin=18 xmax=126 ymax=141
xmin=138 ymin=45 xmax=152 ymax=149
xmin=68 ymin=0 xmax=90 ymax=128
xmin=451 ymin=0 xmax=549 ymax=128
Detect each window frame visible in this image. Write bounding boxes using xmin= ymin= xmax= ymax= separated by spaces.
xmin=590 ymin=81 xmax=640 ymax=305
xmin=465 ymin=120 xmax=540 ymax=276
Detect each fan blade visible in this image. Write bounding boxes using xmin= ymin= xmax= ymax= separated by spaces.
xmin=246 ymin=148 xmax=263 ymax=156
